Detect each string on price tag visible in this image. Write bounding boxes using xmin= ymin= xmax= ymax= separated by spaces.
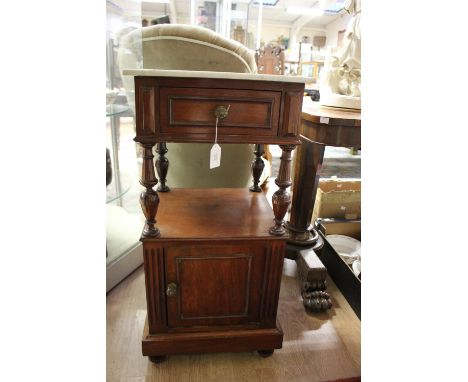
xmin=210 ymin=105 xmax=230 ymax=169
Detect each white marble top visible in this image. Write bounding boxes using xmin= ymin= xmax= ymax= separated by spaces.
xmin=122 ymin=69 xmax=312 ymax=83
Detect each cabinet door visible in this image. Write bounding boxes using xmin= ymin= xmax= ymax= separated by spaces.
xmin=165 ymin=244 xmax=267 ymax=328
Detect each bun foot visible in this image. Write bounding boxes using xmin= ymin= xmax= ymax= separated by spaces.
xmin=258 ymin=349 xmax=274 ymax=358
xmin=149 ymin=355 xmax=167 ymax=363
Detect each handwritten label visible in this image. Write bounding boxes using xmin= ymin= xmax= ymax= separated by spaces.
xmin=210 ymin=143 xmax=221 ymax=169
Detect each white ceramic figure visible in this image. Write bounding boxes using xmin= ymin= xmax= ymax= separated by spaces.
xmin=320 ymin=0 xmax=361 ymax=109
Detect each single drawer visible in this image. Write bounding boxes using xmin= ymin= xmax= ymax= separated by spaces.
xmin=159 ymin=87 xmax=281 ymax=137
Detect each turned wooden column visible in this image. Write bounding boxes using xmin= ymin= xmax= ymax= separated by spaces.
xmin=269 ymin=145 xmax=295 ymax=236
xmin=156 ymin=142 xmax=170 ymax=192
xmin=140 ymin=143 xmax=160 ymax=238
xmin=249 ymin=144 xmax=265 ymax=192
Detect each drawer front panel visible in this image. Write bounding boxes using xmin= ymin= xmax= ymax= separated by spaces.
xmin=160 ymin=87 xmax=281 ymax=137
xmin=165 ymin=244 xmax=267 ymax=328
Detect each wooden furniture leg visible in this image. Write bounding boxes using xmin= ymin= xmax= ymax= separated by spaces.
xmin=298 ymin=248 xmax=332 ymax=312
xmin=249 ymin=144 xmax=265 ymax=192
xmin=156 ymin=142 xmax=170 ymax=192
xmin=149 ymin=355 xmax=167 ymax=364
xmin=269 ymin=145 xmax=295 ymax=236
xmin=287 ymin=135 xmax=325 ymax=248
xmin=140 ymin=143 xmax=160 ymax=238
xmin=258 ymin=350 xmax=274 ymax=358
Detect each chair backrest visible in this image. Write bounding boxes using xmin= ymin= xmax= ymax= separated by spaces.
xmin=140 ymin=24 xmax=257 ymax=73
xmin=118 ymin=24 xmax=257 ymax=112
xmin=255 ymin=42 xmax=285 ymax=75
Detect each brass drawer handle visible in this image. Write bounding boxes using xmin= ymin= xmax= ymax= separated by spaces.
xmin=166 ymin=282 xmax=178 ymax=297
xmin=214 ymin=105 xmax=230 ymax=119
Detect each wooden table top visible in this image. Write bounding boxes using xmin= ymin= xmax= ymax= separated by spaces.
xmin=301 ymin=97 xmax=361 ymax=124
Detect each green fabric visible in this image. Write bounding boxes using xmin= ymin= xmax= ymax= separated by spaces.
xmin=165 ymin=143 xmax=253 ymax=189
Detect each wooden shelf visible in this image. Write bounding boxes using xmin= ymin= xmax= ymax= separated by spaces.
xmin=144 ymin=188 xmax=279 ymax=241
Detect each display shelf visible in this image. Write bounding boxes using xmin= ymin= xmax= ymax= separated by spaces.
xmin=106 ymin=103 xmax=129 ymax=116
xmin=106 ymin=170 xmax=132 ymax=204
xmin=149 ymin=188 xmax=278 ymax=241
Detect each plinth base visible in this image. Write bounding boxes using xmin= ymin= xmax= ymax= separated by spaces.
xmin=285 ymin=222 xmax=325 ymax=249
xmin=142 ymin=318 xmax=283 ymax=358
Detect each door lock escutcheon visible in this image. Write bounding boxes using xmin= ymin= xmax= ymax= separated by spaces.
xmin=166 ymin=282 xmax=178 ymax=297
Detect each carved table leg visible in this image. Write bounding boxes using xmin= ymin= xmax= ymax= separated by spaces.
xmin=140 ymin=143 xmax=160 ymax=238
xmin=249 ymin=144 xmax=265 ymax=192
xmin=298 ymin=248 xmax=332 ymax=313
xmin=286 ymin=135 xmax=325 ymax=248
xmin=156 ymin=142 xmax=170 ymax=192
xmin=269 ymin=145 xmax=295 ymax=236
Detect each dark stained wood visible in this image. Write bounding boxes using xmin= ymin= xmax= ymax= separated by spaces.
xmin=302 ymin=290 xmax=332 ymax=312
xmin=133 ymin=74 xmax=302 ymax=358
xmin=135 ymin=85 xmax=158 ymax=138
xmin=142 ymin=318 xmax=283 ymax=356
xmin=160 ymin=87 xmax=281 ymax=135
xmin=281 ymin=91 xmax=303 ymax=137
xmin=139 ymin=143 xmax=160 ymax=238
xmin=148 ymin=355 xmax=166 ymax=363
xmin=269 ymin=145 xmax=295 ymax=236
xmin=134 ymin=76 xmax=304 ymax=145
xmin=146 ymin=188 xmax=280 ymax=240
xmin=301 ymin=119 xmax=361 ymax=147
xmin=258 ymin=349 xmax=274 ymax=357
xmin=155 ymin=142 xmax=170 ymax=192
xmin=287 ymin=101 xmax=361 ymax=245
xmin=288 ymin=136 xmax=325 ymax=241
xmin=260 ymin=242 xmax=286 ymax=326
xmin=287 ymin=98 xmax=361 ymax=296
xmin=249 ymin=144 xmax=265 ymax=192
xmin=297 ymin=248 xmax=332 ymax=312
xmin=165 ymin=244 xmax=266 ymax=328
xmin=301 ymin=97 xmax=361 ymax=124
xmin=143 ymin=246 xmax=167 ymax=332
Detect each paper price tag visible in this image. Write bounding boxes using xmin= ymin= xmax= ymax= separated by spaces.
xmin=320 ymin=116 xmax=330 ymax=124
xmin=210 ymin=143 xmax=221 ymax=169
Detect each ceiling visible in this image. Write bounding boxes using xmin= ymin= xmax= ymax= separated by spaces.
xmin=141 ymin=0 xmax=343 ymax=29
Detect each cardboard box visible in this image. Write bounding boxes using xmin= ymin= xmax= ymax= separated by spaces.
xmin=311 ymin=179 xmax=361 ymax=224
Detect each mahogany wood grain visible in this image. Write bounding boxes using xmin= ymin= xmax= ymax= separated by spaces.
xmin=144 ymin=188 xmax=280 ymax=240
xmin=165 ymin=245 xmax=265 ymax=328
xmin=160 ymin=87 xmax=281 ymax=134
xmin=139 ymin=143 xmax=160 ymax=238
xmin=134 ymin=76 xmax=304 ymax=145
xmin=142 ymin=318 xmax=283 ymax=356
xmin=132 ymin=74 xmax=304 ymax=360
xmin=288 ymin=101 xmax=361 ymax=242
xmin=287 ymin=99 xmax=361 ymax=295
xmin=155 ymin=142 xmax=170 ymax=192
xmin=288 ymin=136 xmax=326 ymax=238
xmin=249 ymin=144 xmax=265 ymax=192
xmin=269 ymin=145 xmax=295 ymax=236
xmin=143 ymin=246 xmax=167 ymax=332
xmin=301 ymin=97 xmax=361 ymax=124
xmin=142 ymin=238 xmax=285 ymax=333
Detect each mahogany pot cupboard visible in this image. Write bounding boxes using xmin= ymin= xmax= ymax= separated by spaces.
xmin=125 ymin=69 xmax=306 ymax=362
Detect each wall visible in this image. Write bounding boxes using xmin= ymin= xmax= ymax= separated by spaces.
xmin=325 ymin=12 xmax=351 ymax=47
